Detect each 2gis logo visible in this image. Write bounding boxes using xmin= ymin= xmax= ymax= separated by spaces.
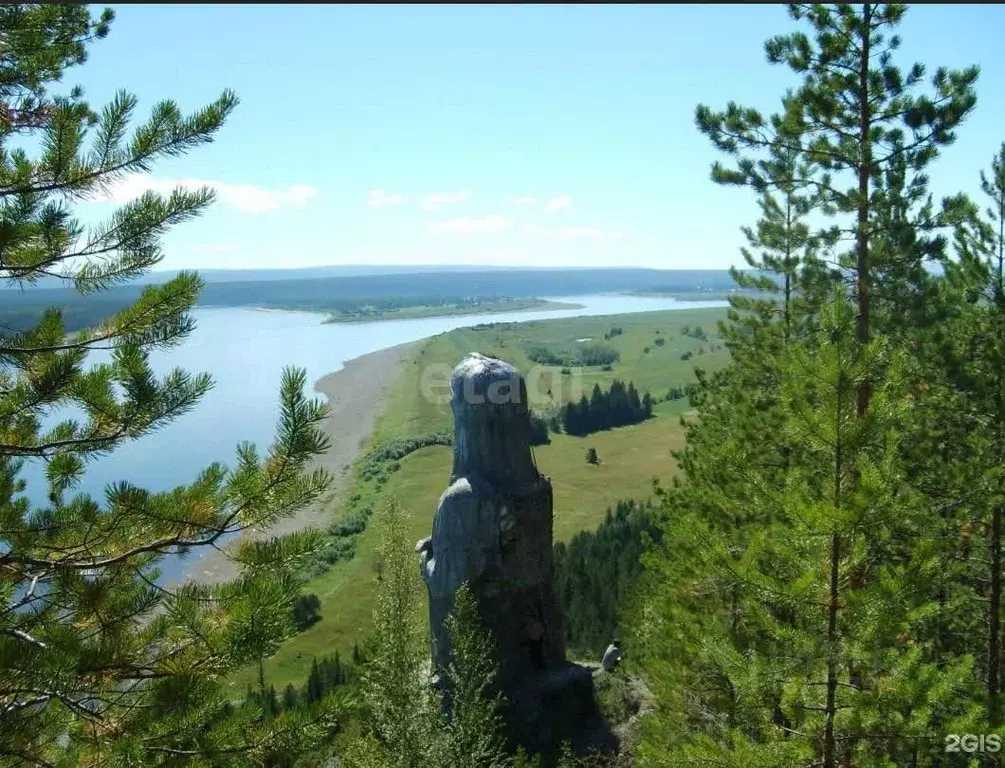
xmin=945 ymin=733 xmax=1002 ymax=754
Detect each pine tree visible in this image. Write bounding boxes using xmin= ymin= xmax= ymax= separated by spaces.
xmin=648 ymin=115 xmax=829 ymax=704
xmin=709 ymin=125 xmax=829 ymax=471
xmin=631 ymin=292 xmax=975 ymax=767
xmin=924 ymin=144 xmax=1005 ymax=730
xmin=347 ymin=498 xmax=440 ymax=768
xmin=305 ymin=657 xmax=323 ymax=704
xmin=961 ymin=144 xmax=1005 ymax=727
xmin=283 ymin=683 xmax=300 ymax=712
xmin=696 ymin=2 xmax=978 ymax=415
xmin=632 ymin=7 xmax=985 ymax=767
xmin=589 ymin=383 xmax=604 ymax=432
xmin=562 ymin=401 xmax=579 ymax=437
xmin=576 ymin=394 xmax=591 ymax=435
xmin=672 ymin=136 xmax=819 ymax=511
xmin=440 ymin=584 xmax=511 ymax=768
xmin=344 ymin=503 xmax=515 ymax=767
xmin=718 ymin=126 xmax=826 ymax=342
xmin=333 ymin=650 xmax=345 ymax=686
xmin=0 ymin=5 xmax=339 ymax=763
xmin=264 ymin=685 xmax=280 ymax=718
xmin=627 ymin=382 xmax=642 ymax=420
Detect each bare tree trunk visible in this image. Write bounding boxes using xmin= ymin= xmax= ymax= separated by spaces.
xmin=992 ymin=201 xmax=1005 ymax=727
xmin=824 ymin=531 xmax=841 ymax=768
xmin=991 ymin=506 xmax=1001 ymax=725
xmin=785 ymin=197 xmax=793 ymax=345
xmin=855 ymin=2 xmax=873 ymax=419
xmin=825 ymin=397 xmax=844 ymax=768
xmin=991 ymin=170 xmax=1005 ymax=728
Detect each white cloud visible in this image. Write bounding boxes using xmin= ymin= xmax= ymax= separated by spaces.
xmin=543 ymin=195 xmax=573 ymax=213
xmin=93 ymin=173 xmax=319 ymax=214
xmin=367 ymin=189 xmax=405 ymax=209
xmin=427 ymin=215 xmax=513 ymax=236
xmin=521 ymin=224 xmax=624 ymax=242
xmin=503 ymin=195 xmax=538 ymax=206
xmin=422 ymin=188 xmax=472 ymax=211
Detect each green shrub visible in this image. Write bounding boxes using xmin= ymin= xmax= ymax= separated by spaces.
xmin=291 ymin=593 xmax=323 ymax=632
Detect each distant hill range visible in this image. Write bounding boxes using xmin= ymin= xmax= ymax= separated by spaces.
xmin=0 ymin=264 xmax=739 ymax=291
xmin=0 ymin=267 xmax=740 ymax=305
xmin=0 ymin=266 xmax=741 ymax=333
xmin=0 ymin=264 xmax=551 ymax=290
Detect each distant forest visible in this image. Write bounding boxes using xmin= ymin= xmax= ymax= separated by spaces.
xmin=559 ymin=380 xmax=655 ymax=437
xmin=0 ymin=268 xmax=736 ymax=332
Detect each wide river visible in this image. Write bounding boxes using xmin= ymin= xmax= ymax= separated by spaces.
xmin=24 ymin=293 xmax=727 ymax=581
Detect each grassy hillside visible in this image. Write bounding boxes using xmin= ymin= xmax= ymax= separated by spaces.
xmin=225 ymin=306 xmax=729 ymax=694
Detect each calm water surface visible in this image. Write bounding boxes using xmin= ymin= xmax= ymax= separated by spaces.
xmin=23 ymin=294 xmax=727 ymax=580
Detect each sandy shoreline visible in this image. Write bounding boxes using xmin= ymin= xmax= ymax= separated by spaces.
xmin=182 ymin=339 xmax=420 ymax=585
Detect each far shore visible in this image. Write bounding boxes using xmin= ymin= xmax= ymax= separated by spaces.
xmin=180 ymin=339 xmax=420 ymax=586
xmin=322 ymin=298 xmax=585 ymax=324
xmin=196 ymin=298 xmax=586 ymax=324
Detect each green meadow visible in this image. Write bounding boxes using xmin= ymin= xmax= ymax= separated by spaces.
xmin=227 ymin=305 xmax=729 ymax=693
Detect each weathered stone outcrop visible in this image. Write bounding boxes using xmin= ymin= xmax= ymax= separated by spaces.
xmin=415 ymin=353 xmax=564 ymax=683
xmin=416 ymin=353 xmax=617 ymax=759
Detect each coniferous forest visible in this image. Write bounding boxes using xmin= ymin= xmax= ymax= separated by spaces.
xmin=560 ymin=380 xmax=654 ymax=437
xmin=554 ymin=500 xmax=661 ymax=657
xmin=3 ymin=3 xmax=1005 ymax=767
xmin=629 ymin=4 xmax=1005 ymax=765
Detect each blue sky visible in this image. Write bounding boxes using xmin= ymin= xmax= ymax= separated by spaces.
xmin=69 ymin=3 xmax=1005 ymax=271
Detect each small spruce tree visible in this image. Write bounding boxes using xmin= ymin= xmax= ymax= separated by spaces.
xmin=441 ymin=584 xmax=511 ymax=768
xmin=346 ymin=498 xmax=440 ymax=768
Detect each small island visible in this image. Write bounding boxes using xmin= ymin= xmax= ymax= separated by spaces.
xmin=322 ymin=296 xmax=584 ymax=324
